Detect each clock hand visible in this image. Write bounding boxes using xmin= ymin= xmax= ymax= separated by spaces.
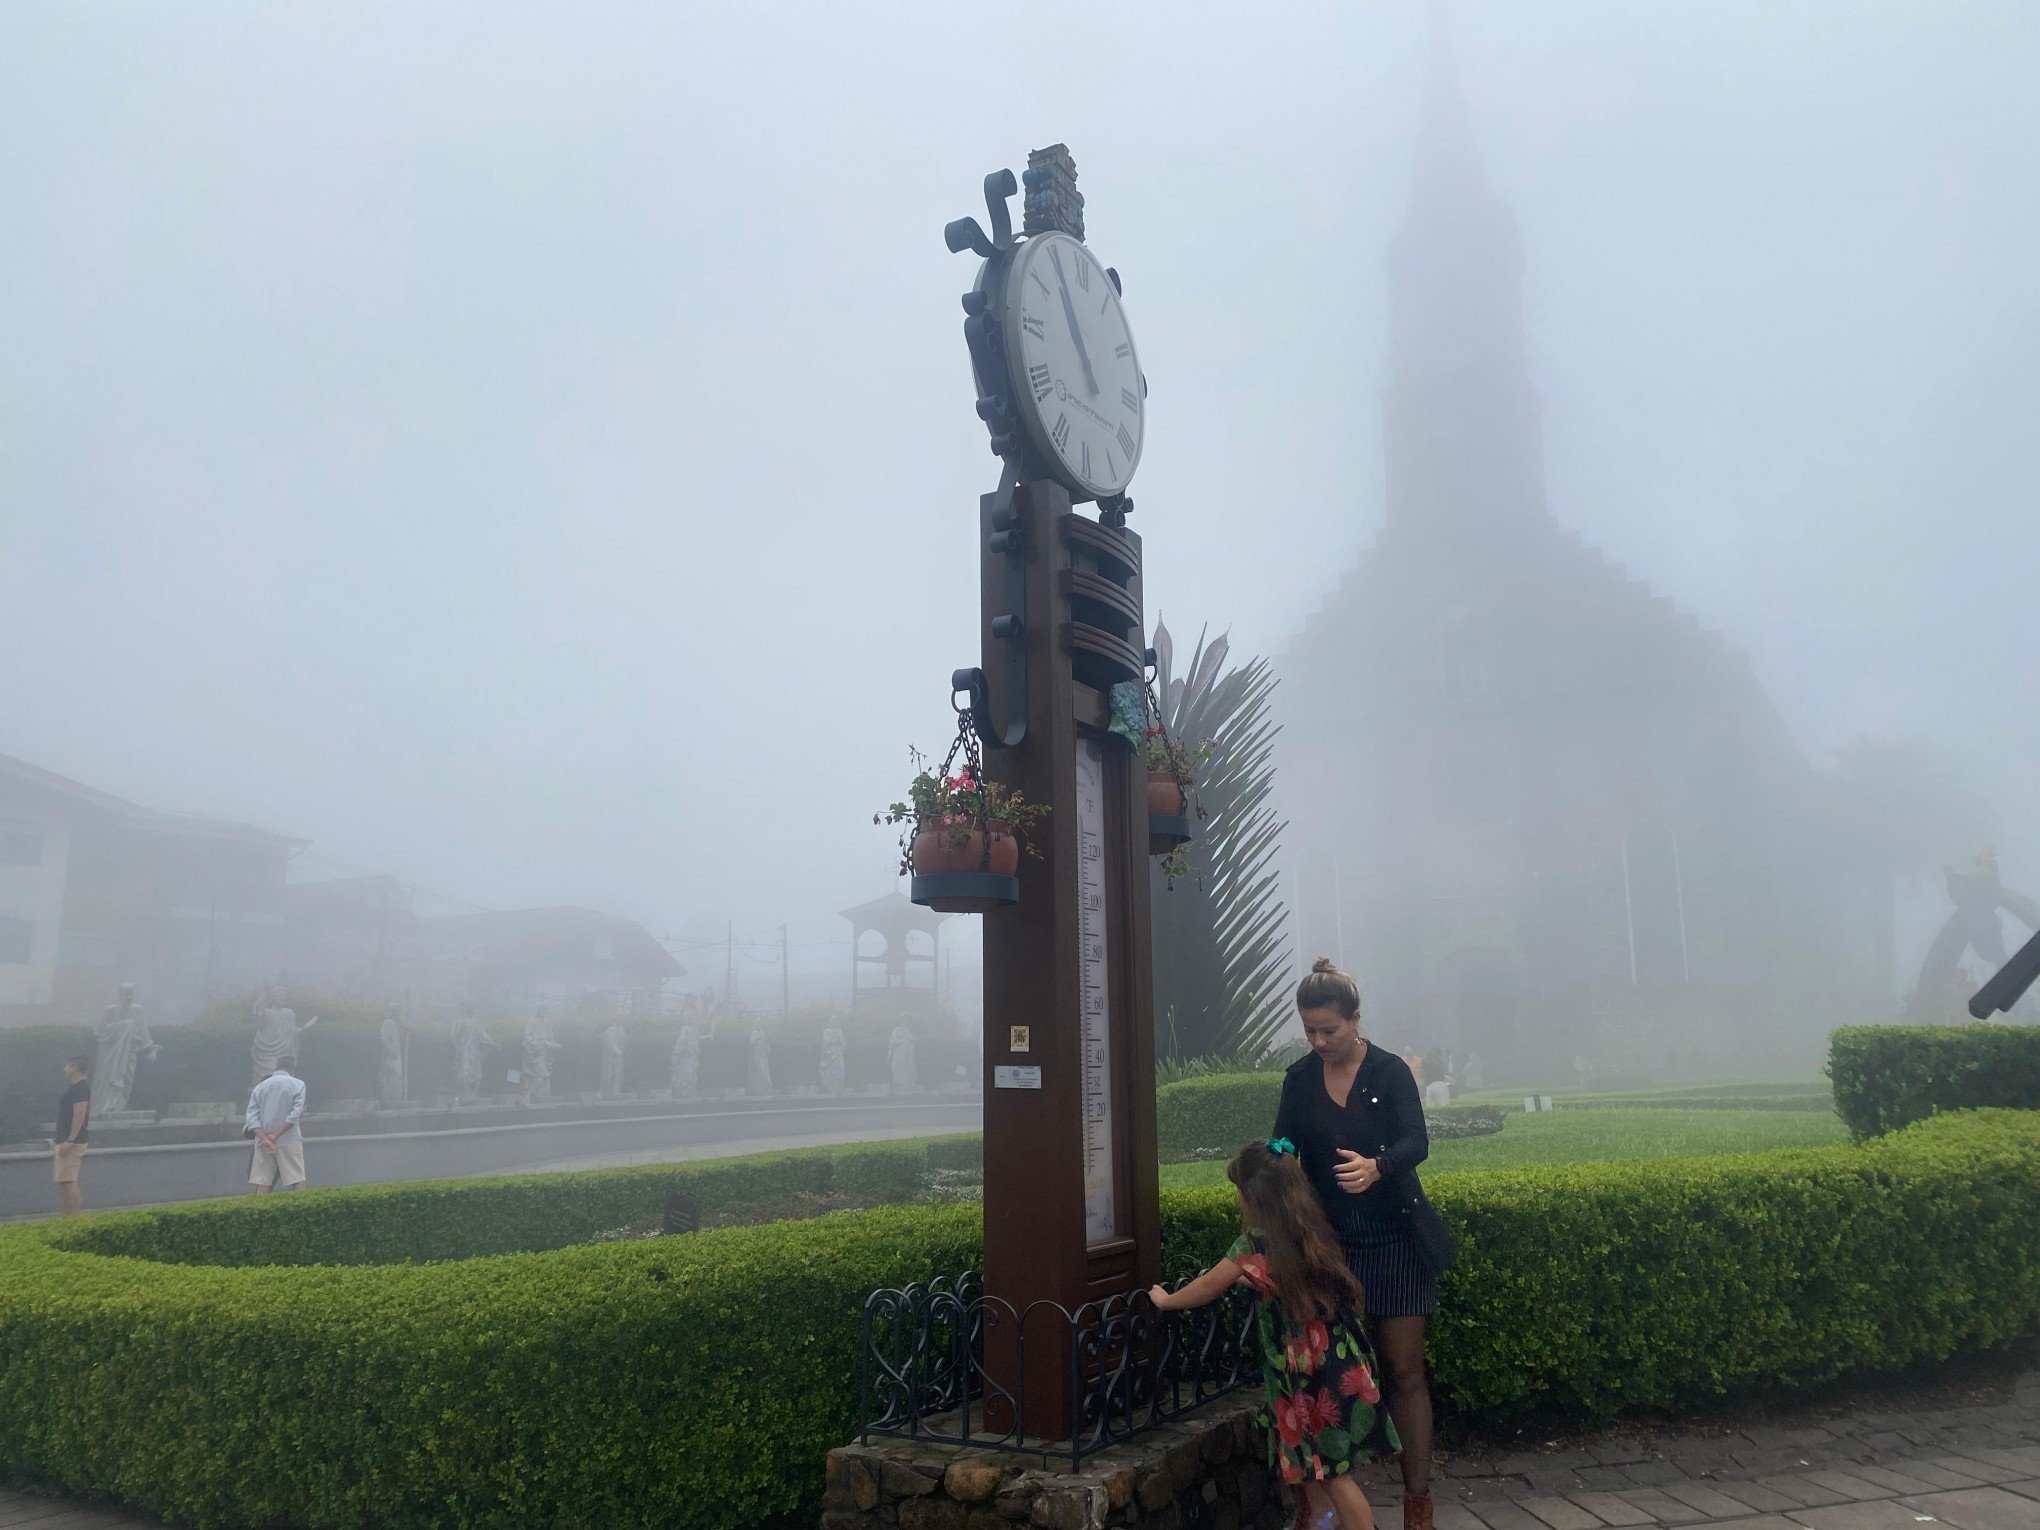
xmin=1050 ymin=247 xmax=1100 ymax=396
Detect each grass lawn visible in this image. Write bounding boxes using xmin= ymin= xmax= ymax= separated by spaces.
xmin=1156 ymin=1106 xmax=1848 ymax=1191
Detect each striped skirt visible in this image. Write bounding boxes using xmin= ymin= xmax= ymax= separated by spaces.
xmin=1339 ymin=1221 xmax=1437 ymax=1319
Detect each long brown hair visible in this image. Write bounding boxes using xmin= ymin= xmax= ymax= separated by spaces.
xmin=1227 ymin=1141 xmax=1364 ymax=1323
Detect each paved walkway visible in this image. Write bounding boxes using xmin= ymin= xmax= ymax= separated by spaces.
xmin=3 ymin=1359 xmax=2036 ymax=1527
xmin=1357 ymin=1356 xmax=2040 ymax=1530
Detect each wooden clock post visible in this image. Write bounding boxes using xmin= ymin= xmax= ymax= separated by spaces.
xmin=971 ymin=483 xmax=1163 ymax=1439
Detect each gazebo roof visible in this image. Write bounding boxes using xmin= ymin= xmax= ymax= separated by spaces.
xmin=839 ymin=891 xmax=950 ymax=940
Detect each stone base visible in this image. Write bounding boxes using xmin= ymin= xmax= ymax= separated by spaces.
xmin=823 ymin=1395 xmax=1287 ymax=1530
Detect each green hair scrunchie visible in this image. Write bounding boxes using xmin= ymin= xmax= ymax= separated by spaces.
xmin=1266 ymin=1136 xmax=1295 ymax=1156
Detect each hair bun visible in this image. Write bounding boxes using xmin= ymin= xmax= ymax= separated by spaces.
xmin=1311 ymin=956 xmax=1340 ymax=974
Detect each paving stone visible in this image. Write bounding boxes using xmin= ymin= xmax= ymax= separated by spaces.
xmin=1524 ymin=1470 xmax=1593 ymax=1495
xmin=1922 ymin=1458 xmax=2023 ymax=1486
xmin=1580 ymin=1467 xmax=1645 ymax=1492
xmin=1997 ymin=1481 xmax=2040 ymax=1506
xmin=1710 ymin=1483 xmax=1806 ymax=1515
xmin=1786 ymin=1503 xmax=1957 ymax=1529
xmin=1466 ymin=1502 xmax=1551 ymax=1530
xmin=1689 ymin=1518 xmax=1801 ymax=1530
xmin=1956 ymin=1449 xmax=2040 ymax=1479
xmin=1565 ymin=1492 xmax=1657 ymax=1526
xmin=1662 ymin=1483 xmax=1768 ymax=1519
xmin=1624 ymin=1463 xmax=1694 ymax=1488
xmin=1846 ymin=1465 xmax=1951 ymax=1496
xmin=1517 ymin=1497 xmax=1604 ymax=1530
xmin=1857 ymin=1433 xmax=1918 ymax=1456
xmin=1755 ymin=1476 xmax=1850 ymax=1508
xmin=1895 ymin=1487 xmax=2040 ymax=1530
xmin=1890 ymin=1460 xmax=1999 ymax=1490
xmin=1448 ymin=1456 xmax=1503 ymax=1479
xmin=1610 ymin=1489 xmax=1712 ymax=1524
xmin=1434 ymin=1505 xmax=1489 ymax=1530
xmin=1739 ymin=1450 xmax=1824 ymax=1476
xmin=1799 ymin=1470 xmax=1898 ymax=1501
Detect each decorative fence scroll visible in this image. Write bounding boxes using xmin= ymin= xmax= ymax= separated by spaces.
xmin=860 ymin=1270 xmax=1256 ymax=1470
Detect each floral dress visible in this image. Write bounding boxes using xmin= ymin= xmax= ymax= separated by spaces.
xmin=1228 ymin=1232 xmax=1400 ymax=1486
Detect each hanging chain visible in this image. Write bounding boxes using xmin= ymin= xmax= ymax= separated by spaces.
xmin=946 ymin=689 xmax=995 ymax=871
xmin=1144 ymin=660 xmax=1189 ymax=816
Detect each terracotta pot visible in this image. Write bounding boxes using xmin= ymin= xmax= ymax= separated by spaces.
xmin=1148 ymin=771 xmax=1191 ymax=817
xmin=913 ymin=817 xmax=1020 ymax=877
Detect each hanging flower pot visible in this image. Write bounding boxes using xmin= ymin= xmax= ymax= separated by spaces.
xmin=877 ymin=738 xmax=1047 ymax=914
xmin=1147 ymin=770 xmax=1190 ymax=820
xmin=913 ymin=817 xmax=1022 ymax=878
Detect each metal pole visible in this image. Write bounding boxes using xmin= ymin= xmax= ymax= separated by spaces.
xmin=779 ymin=923 xmax=789 ymax=1017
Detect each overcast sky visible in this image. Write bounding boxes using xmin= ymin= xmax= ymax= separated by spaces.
xmin=4 ymin=2 xmax=2034 ymax=998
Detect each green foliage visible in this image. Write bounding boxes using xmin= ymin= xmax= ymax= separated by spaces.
xmin=1828 ymin=1023 xmax=2040 ymax=1139
xmin=1147 ymin=623 xmax=1293 ymax=1059
xmin=1159 ymin=1107 xmax=1851 ymax=1190
xmin=1161 ymin=1109 xmax=2040 ymax=1420
xmin=1154 ymin=1050 xmax=1281 ymax=1087
xmin=0 ymin=1115 xmax=2031 ymax=1528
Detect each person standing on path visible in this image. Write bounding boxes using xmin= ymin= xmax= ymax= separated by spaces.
xmin=52 ymin=1056 xmax=91 ymax=1217
xmin=1274 ymin=959 xmax=1443 ymax=1530
xmin=245 ymin=1056 xmax=308 ymax=1193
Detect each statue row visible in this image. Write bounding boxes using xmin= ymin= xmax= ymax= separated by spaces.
xmin=86 ymin=989 xmax=925 ymax=1114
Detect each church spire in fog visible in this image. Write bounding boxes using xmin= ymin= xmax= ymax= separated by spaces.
xmin=1382 ymin=19 xmax=1548 ymax=539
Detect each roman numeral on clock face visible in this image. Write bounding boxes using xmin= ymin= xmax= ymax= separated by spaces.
xmin=1032 ymin=270 xmax=1050 ymax=295
xmin=1075 ymin=259 xmax=1090 ymax=292
xmin=1113 ymin=343 xmax=1131 ymax=359
xmin=1081 ymin=441 xmax=1091 ymax=477
xmin=1121 ymin=387 xmax=1140 ymax=413
xmin=1052 ymin=414 xmax=1071 ymax=451
xmin=1116 ymin=423 xmax=1136 ymax=456
xmin=1029 ymin=363 xmax=1052 ymax=401
xmin=1022 ymin=313 xmax=1045 ymax=339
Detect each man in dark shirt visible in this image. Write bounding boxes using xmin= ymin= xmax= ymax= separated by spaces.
xmin=53 ymin=1055 xmax=90 ymax=1216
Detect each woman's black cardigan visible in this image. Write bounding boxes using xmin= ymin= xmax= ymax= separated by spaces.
xmin=1272 ymin=1045 xmax=1431 ymax=1238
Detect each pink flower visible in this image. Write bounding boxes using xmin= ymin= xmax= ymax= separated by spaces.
xmin=1273 ymin=1394 xmax=1306 ymax=1449
xmin=1302 ymin=1389 xmax=1343 ymax=1435
xmin=1236 ymin=1253 xmax=1277 ymax=1300
xmin=1337 ymin=1363 xmax=1381 ymax=1405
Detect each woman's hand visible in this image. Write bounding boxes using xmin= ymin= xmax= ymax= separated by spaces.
xmin=1334 ymin=1149 xmax=1381 ymax=1194
xmin=1146 ymin=1284 xmax=1176 ymax=1310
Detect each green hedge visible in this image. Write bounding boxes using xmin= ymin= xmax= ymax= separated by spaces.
xmin=1828 ymin=1024 xmax=2040 ymax=1139
xmin=1163 ymin=1109 xmax=2040 ymax=1419
xmin=6 ymin=1112 xmax=2034 ymax=1529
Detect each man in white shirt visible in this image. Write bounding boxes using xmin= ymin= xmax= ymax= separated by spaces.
xmin=245 ymin=1055 xmax=308 ymax=1193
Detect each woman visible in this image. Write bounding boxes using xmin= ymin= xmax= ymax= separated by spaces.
xmin=1273 ymin=958 xmax=1440 ymax=1530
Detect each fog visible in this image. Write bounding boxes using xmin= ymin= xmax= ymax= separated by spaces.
xmin=4 ymin=2 xmax=2035 ymax=1010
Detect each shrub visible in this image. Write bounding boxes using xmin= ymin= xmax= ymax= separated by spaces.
xmin=0 ymin=1115 xmax=2031 ymax=1526
xmin=1162 ymin=1110 xmax=2040 ymax=1421
xmin=1828 ymin=1024 xmax=2040 ymax=1139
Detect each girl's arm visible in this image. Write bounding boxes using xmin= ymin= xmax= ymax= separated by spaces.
xmin=1147 ymin=1257 xmax=1242 ymax=1312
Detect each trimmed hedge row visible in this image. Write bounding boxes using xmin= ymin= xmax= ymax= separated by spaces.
xmin=1829 ymin=1024 xmax=2040 ymax=1139
xmin=1555 ymin=1093 xmax=1835 ymax=1114
xmin=4 ymin=1113 xmax=2034 ymax=1528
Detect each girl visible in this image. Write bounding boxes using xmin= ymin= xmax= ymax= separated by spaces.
xmin=1148 ymin=1139 xmax=1399 ymax=1530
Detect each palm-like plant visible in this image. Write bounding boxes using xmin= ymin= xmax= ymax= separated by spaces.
xmin=1147 ymin=621 xmax=1293 ymax=1060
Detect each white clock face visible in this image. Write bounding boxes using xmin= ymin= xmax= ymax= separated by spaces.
xmin=1001 ymin=232 xmax=1144 ymax=499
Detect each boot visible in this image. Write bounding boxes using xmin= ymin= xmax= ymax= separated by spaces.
xmin=1403 ymin=1491 xmax=1435 ymax=1530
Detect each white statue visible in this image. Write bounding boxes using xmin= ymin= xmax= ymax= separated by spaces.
xmin=90 ymin=984 xmax=158 ymax=1116
xmin=670 ymin=1025 xmax=700 ymax=1095
xmin=522 ymin=1006 xmax=561 ymax=1100
xmin=598 ymin=1023 xmax=628 ymax=1099
xmin=377 ymin=1006 xmax=406 ymax=1107
xmin=451 ymin=1006 xmax=493 ymax=1099
xmin=819 ymin=1024 xmax=846 ymax=1095
xmin=250 ymin=987 xmax=318 ymax=1085
xmin=747 ymin=1027 xmax=773 ymax=1096
xmin=888 ymin=1025 xmax=917 ymax=1093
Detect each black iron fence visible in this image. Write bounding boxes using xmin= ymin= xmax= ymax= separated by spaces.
xmin=859 ymin=1270 xmax=1257 ymax=1470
